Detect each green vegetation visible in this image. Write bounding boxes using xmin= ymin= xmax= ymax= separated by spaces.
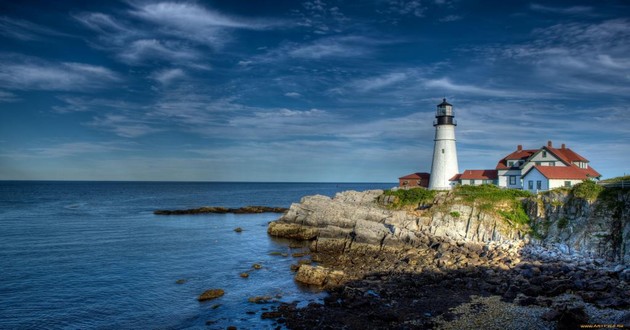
xmin=453 ymin=185 xmax=532 ymax=227
xmin=557 ymin=217 xmax=569 ymax=229
xmin=383 ymin=188 xmax=436 ymax=208
xmin=497 ymin=203 xmax=530 ymax=226
xmin=571 ymin=180 xmax=604 ymax=201
xmin=453 ymin=184 xmax=532 ymax=202
xmin=449 ymin=211 xmax=461 ymax=218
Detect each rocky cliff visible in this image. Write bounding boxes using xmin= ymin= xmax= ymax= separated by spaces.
xmin=525 ymin=187 xmax=630 ymax=264
xmin=269 ymin=189 xmax=528 ymax=248
xmin=266 ymin=187 xmax=630 ymax=328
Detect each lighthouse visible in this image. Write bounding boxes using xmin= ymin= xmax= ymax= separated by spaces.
xmin=428 ymin=98 xmax=459 ymax=190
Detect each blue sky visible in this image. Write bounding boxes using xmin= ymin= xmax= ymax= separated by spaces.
xmin=0 ymin=0 xmax=628 ymax=182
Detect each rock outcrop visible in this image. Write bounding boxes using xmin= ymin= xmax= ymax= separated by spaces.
xmin=265 ymin=188 xmax=630 ymax=329
xmin=525 ymin=188 xmax=630 ymax=264
xmin=269 ymin=190 xmax=527 ymax=248
xmin=154 ymin=205 xmax=288 ymax=215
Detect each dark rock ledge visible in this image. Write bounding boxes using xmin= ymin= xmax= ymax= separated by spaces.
xmin=154 ymin=205 xmax=288 ymax=215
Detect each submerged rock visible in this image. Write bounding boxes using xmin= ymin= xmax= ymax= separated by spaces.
xmin=154 ymin=205 xmax=288 ymax=215
xmin=198 ymin=289 xmax=225 ymax=301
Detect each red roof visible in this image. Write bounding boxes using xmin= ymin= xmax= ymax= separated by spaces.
xmin=496 ymin=149 xmax=537 ymax=169
xmin=457 ymin=169 xmax=498 ymax=180
xmin=496 ymin=143 xmax=591 ymax=170
xmin=449 ymin=174 xmax=462 ymax=181
xmin=526 ymin=165 xmax=600 ymax=180
xmin=547 ymin=147 xmax=589 ymax=163
xmin=399 ymin=172 xmax=430 ymax=180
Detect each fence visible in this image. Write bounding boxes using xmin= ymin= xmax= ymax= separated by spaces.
xmin=598 ymin=180 xmax=630 ymax=189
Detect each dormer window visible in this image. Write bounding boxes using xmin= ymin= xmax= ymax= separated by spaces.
xmin=542 ymin=151 xmax=547 ymax=158
xmin=508 ymin=161 xmax=514 ymax=167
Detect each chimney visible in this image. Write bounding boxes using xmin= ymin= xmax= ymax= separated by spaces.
xmin=561 ymin=143 xmax=566 ymax=149
xmin=547 ymin=140 xmax=552 ymax=147
xmin=517 ymin=145 xmax=522 ymax=151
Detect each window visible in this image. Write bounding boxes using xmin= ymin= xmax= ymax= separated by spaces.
xmin=550 ymin=162 xmax=555 ymax=166
xmin=509 ymin=176 xmax=516 ymax=185
xmin=536 ymin=181 xmax=542 ymax=190
xmin=535 ymin=162 xmax=541 ymax=166
xmin=471 ymin=179 xmax=476 ymax=185
xmin=441 ymin=149 xmax=444 ymax=154
xmin=528 ymin=181 xmax=533 ymax=190
xmin=564 ymin=181 xmax=572 ymax=187
xmin=542 ymin=151 xmax=547 ymax=158
xmin=507 ymin=161 xmax=514 ymax=167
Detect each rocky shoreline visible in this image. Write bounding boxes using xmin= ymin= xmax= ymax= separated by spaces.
xmin=264 ymin=189 xmax=630 ymax=329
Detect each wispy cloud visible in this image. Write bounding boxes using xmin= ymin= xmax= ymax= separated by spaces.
xmin=529 ymin=4 xmax=593 ymax=15
xmin=0 ymin=90 xmax=18 ymax=102
xmin=350 ymin=72 xmax=408 ymax=92
xmin=0 ymin=55 xmax=120 ymax=91
xmin=89 ymin=114 xmax=160 ymax=138
xmin=53 ymin=96 xmax=142 ymax=113
xmin=118 ymin=39 xmax=201 ymax=65
xmin=294 ymin=0 xmax=350 ymax=34
xmin=285 ymin=92 xmax=302 ymax=98
xmin=128 ymin=1 xmax=287 ymax=48
xmin=150 ymin=68 xmax=186 ymax=85
xmin=439 ymin=15 xmax=461 ymax=22
xmin=29 ymin=141 xmax=133 ymax=158
xmin=0 ymin=16 xmax=73 ymax=41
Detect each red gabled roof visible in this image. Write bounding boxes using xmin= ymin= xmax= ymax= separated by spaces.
xmin=399 ymin=172 xmax=430 ymax=180
xmin=449 ymin=174 xmax=462 ymax=181
xmin=548 ymin=147 xmax=589 ymax=163
xmin=526 ymin=165 xmax=600 ymax=180
xmin=458 ymin=169 xmax=498 ymax=180
xmin=496 ymin=149 xmax=537 ymax=169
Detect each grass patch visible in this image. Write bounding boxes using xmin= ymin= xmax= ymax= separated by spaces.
xmin=453 ymin=185 xmax=532 ymax=227
xmin=571 ymin=180 xmax=603 ymax=201
xmin=454 ymin=184 xmax=532 ymax=203
xmin=449 ymin=211 xmax=461 ymax=218
xmin=383 ymin=188 xmax=436 ymax=208
xmin=497 ymin=202 xmax=530 ymax=226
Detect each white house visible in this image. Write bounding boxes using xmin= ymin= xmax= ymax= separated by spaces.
xmin=521 ymin=165 xmax=596 ymax=193
xmin=451 ymin=141 xmax=600 ymax=191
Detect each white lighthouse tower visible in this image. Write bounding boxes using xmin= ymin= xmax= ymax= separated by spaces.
xmin=428 ymin=98 xmax=459 ymax=190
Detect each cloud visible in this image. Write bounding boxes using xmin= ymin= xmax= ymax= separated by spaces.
xmin=150 ymin=68 xmax=186 ymax=85
xmin=52 ymin=96 xmax=142 ymax=113
xmin=288 ymin=36 xmax=374 ymax=59
xmin=129 ymin=1 xmax=285 ymax=47
xmin=439 ymin=15 xmax=461 ymax=22
xmin=529 ymin=4 xmax=593 ymax=15
xmin=0 ymin=16 xmax=73 ymax=41
xmin=423 ymin=77 xmax=544 ymax=98
xmin=0 ymin=90 xmax=18 ymax=102
xmin=294 ymin=0 xmax=350 ymax=34
xmin=285 ymin=92 xmax=301 ymax=98
xmin=350 ymin=72 xmax=408 ymax=92
xmin=0 ymin=56 xmax=120 ymax=91
xmin=30 ymin=141 xmax=133 ymax=157
xmin=496 ymin=19 xmax=630 ymax=95
xmin=118 ymin=39 xmax=201 ymax=65
xmin=89 ymin=114 xmax=160 ymax=138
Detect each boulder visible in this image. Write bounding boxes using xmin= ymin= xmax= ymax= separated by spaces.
xmin=198 ymin=289 xmax=225 ymax=301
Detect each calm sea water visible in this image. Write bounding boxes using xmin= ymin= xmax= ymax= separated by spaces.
xmin=0 ymin=181 xmax=393 ymax=329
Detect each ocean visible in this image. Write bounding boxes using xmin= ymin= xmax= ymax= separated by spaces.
xmin=0 ymin=181 xmax=394 ymax=329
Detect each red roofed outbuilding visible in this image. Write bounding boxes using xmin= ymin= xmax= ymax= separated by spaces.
xmin=449 ymin=169 xmax=498 ymax=186
xmin=399 ymin=172 xmax=430 ymax=189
